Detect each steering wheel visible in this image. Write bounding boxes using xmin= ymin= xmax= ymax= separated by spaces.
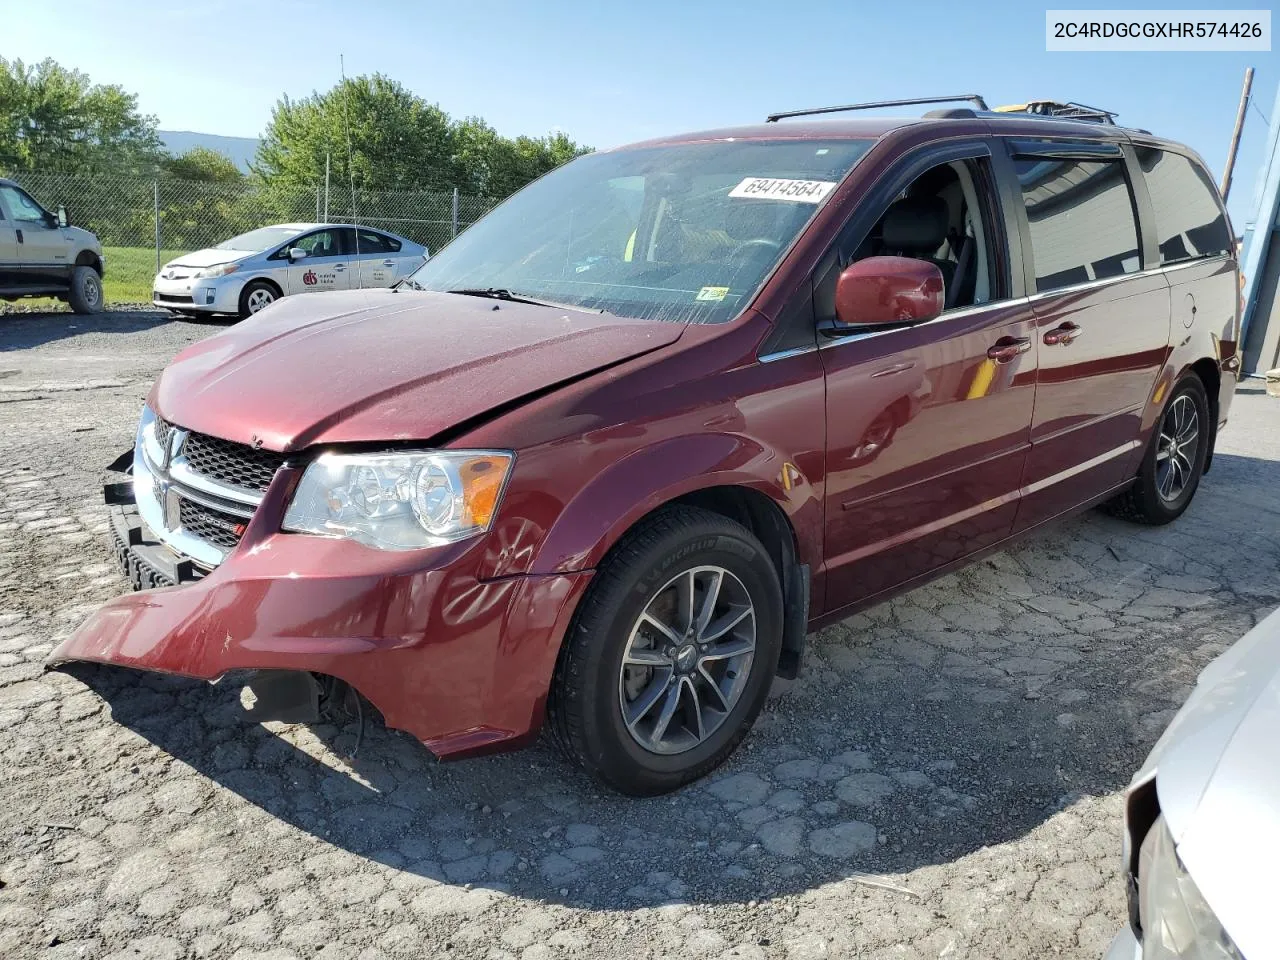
xmin=727 ymin=238 xmax=782 ymax=262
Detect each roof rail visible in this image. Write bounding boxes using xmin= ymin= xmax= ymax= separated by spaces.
xmin=992 ymin=100 xmax=1118 ymax=124
xmin=765 ymin=94 xmax=989 ymax=123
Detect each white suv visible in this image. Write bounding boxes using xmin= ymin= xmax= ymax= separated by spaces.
xmin=0 ymin=177 xmax=105 ymax=314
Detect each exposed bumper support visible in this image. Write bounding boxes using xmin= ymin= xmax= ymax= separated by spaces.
xmin=50 ymin=456 xmax=593 ymax=759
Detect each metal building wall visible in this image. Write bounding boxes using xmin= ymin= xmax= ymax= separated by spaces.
xmin=1241 ymin=81 xmax=1280 ymax=376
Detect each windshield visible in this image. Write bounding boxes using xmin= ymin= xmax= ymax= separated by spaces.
xmin=405 ymin=139 xmax=873 ymax=323
xmin=216 ymin=226 xmax=302 ymax=252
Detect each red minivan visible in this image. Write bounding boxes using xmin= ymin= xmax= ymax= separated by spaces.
xmin=53 ymin=97 xmax=1241 ymax=795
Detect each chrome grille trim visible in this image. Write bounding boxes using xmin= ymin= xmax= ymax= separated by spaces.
xmin=169 ymin=460 xmax=262 ymax=509
xmin=135 ymin=409 xmax=275 ymax=568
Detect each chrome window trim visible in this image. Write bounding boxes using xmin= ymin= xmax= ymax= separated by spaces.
xmin=1023 ymin=254 xmax=1232 ymax=304
xmin=759 ymin=344 xmax=818 ymax=363
xmin=1023 ymin=268 xmax=1151 ymax=305
xmin=1157 ymin=253 xmax=1232 ymax=275
xmin=794 ymin=254 xmax=1236 ymax=360
xmin=815 ymin=299 xmax=1021 ymax=351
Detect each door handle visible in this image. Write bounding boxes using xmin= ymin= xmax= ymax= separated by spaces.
xmin=987 ymin=336 xmax=1031 ymax=363
xmin=333 ymin=264 xmax=345 ymax=271
xmin=382 ymin=259 xmax=395 ymax=266
xmin=1043 ymin=322 xmax=1082 ymax=346
xmin=15 ymin=229 xmax=22 ymax=243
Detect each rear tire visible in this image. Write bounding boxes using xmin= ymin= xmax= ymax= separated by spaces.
xmin=1103 ymin=374 xmax=1209 ymax=525
xmin=238 ymin=281 xmax=278 ymax=319
xmin=547 ymin=505 xmax=783 ymax=796
xmin=67 ymin=266 xmax=103 ymax=315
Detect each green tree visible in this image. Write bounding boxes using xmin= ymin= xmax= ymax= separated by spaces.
xmin=255 ymin=75 xmax=590 ymax=199
xmin=254 ymin=74 xmax=454 ymax=191
xmin=449 ymin=121 xmax=590 ymax=197
xmin=0 ymin=57 xmax=162 ymax=175
xmin=161 ymin=146 xmax=243 ymax=183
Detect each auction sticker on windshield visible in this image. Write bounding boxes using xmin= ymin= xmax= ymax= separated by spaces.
xmin=728 ymin=177 xmax=837 ymax=203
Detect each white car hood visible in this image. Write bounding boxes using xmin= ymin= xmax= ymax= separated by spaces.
xmin=168 ymin=247 xmax=254 ymax=269
xmin=1142 ymin=605 xmax=1280 ymax=960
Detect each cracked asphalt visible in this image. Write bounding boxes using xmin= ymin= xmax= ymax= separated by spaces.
xmin=1 ymin=309 xmax=1277 ymax=960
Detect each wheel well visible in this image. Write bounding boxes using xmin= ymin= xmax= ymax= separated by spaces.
xmin=1189 ymin=358 xmax=1220 ymax=474
xmin=75 ymin=251 xmax=102 ymax=275
xmin=245 ymin=277 xmax=283 ymax=297
xmin=673 ymin=486 xmax=797 ymax=572
xmin=671 ymin=485 xmax=809 ymax=678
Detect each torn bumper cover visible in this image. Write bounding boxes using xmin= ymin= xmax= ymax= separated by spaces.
xmin=49 ymin=455 xmax=592 ymax=759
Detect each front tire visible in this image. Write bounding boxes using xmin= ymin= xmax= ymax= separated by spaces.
xmin=67 ymin=266 xmax=103 ymax=314
xmin=547 ymin=506 xmax=783 ymax=796
xmin=1103 ymin=374 xmax=1209 ymax=525
xmin=238 ymin=280 xmax=278 ymax=319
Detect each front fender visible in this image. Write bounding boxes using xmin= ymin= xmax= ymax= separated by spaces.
xmin=528 ymin=432 xmax=822 ymax=576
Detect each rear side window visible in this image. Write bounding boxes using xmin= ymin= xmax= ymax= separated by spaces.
xmin=1135 ymin=149 xmax=1231 ymax=264
xmin=356 ymin=229 xmax=401 ymax=254
xmin=1014 ymin=157 xmax=1141 ymax=292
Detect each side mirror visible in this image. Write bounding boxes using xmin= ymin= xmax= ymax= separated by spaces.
xmin=287 ymin=247 xmax=308 ymax=262
xmin=832 ymin=256 xmax=944 ymax=331
xmin=56 ymin=205 xmax=68 ymax=229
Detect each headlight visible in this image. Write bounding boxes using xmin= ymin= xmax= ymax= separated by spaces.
xmin=193 ymin=262 xmax=240 ymax=279
xmin=282 ymin=450 xmax=514 ymax=551
xmin=1138 ymin=815 xmax=1243 ymax=959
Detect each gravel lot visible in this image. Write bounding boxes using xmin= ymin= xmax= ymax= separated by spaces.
xmin=1 ymin=308 xmax=1277 ymax=960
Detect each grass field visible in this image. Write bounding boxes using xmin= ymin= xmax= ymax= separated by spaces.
xmin=104 ymin=245 xmax=187 ymax=302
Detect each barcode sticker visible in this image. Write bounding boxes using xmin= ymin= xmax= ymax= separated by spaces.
xmin=728 ymin=177 xmax=837 ymax=203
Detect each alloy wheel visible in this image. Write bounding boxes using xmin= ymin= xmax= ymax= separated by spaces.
xmin=247 ymin=289 xmax=275 ymax=313
xmin=618 ymin=565 xmax=756 ymax=755
xmin=1155 ymin=393 xmax=1199 ymax=502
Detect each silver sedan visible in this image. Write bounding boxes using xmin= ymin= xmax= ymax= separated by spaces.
xmin=152 ymin=222 xmax=428 ymax=319
xmin=1107 ymin=604 xmax=1280 ymax=960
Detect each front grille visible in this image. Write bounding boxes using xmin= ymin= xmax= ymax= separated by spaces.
xmin=178 ymin=498 xmax=245 ymax=550
xmin=155 ymin=292 xmax=194 ymax=304
xmin=183 ymin=432 xmax=286 ymax=493
xmin=154 ymin=417 xmax=173 ymax=455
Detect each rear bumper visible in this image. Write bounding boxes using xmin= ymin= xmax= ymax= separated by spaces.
xmin=50 ymin=465 xmax=592 ymax=759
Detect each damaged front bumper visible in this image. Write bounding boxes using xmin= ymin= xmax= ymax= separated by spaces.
xmin=49 ymin=450 xmax=592 ymax=759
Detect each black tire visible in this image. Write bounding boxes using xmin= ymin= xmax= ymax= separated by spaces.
xmin=238 ymin=280 xmax=279 ymax=319
xmin=67 ymin=265 xmax=103 ymax=315
xmin=547 ymin=505 xmax=784 ymax=796
xmin=1103 ymin=374 xmax=1210 ymax=525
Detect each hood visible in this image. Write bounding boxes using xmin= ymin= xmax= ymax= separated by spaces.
xmin=151 ymin=289 xmax=683 ymax=450
xmin=167 ymin=247 xmax=253 ymax=269
xmin=1144 ymin=605 xmax=1280 ymax=960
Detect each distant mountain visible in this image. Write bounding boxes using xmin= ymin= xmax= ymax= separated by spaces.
xmin=158 ymin=130 xmax=260 ymax=172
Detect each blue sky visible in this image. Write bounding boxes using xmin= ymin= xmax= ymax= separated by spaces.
xmin=5 ymin=0 xmax=1275 ymax=225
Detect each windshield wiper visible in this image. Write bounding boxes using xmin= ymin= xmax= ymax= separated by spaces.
xmin=446 ymin=288 xmax=605 ymax=313
xmin=395 ymin=277 xmax=426 ymax=291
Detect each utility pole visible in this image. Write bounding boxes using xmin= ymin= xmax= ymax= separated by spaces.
xmin=1222 ymin=66 xmax=1254 ymax=201
xmin=154 ymin=181 xmax=161 ymax=274
xmin=323 ymin=152 xmax=331 ymax=222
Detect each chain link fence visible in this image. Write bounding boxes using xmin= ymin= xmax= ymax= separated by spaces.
xmin=12 ymin=173 xmax=499 ymax=303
